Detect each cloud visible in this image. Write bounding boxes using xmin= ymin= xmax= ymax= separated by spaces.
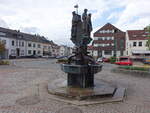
xmin=20 ymin=27 xmax=40 ymax=34
xmin=114 ymin=0 xmax=150 ymax=30
xmin=0 ymin=0 xmax=150 ymax=46
xmin=0 ymin=18 xmax=9 ymax=28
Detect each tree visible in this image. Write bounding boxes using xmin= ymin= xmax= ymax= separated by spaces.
xmin=0 ymin=41 xmax=5 ymax=59
xmin=145 ymin=25 xmax=150 ymax=50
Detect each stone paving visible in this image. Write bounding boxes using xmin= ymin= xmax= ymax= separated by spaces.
xmin=0 ymin=59 xmax=150 ymax=113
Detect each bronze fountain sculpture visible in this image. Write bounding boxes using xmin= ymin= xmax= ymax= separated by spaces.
xmin=48 ymin=7 xmax=125 ymax=101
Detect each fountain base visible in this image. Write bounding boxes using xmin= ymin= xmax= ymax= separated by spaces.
xmin=48 ymin=79 xmax=124 ymax=100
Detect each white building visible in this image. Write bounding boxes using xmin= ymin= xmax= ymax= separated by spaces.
xmin=125 ymin=29 xmax=150 ymax=58
xmin=0 ymin=27 xmax=53 ymax=59
xmin=59 ymin=45 xmax=73 ymax=56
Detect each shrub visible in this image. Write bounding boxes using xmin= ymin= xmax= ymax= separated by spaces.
xmin=119 ymin=66 xmax=149 ymax=71
xmin=109 ymin=57 xmax=117 ymax=63
xmin=0 ymin=60 xmax=10 ymax=65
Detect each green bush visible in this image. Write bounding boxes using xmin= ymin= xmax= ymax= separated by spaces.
xmin=57 ymin=59 xmax=68 ymax=63
xmin=0 ymin=60 xmax=10 ymax=65
xmin=119 ymin=66 xmax=149 ymax=71
xmin=109 ymin=57 xmax=117 ymax=63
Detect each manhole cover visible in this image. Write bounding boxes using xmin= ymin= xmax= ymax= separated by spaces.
xmin=16 ymin=96 xmax=40 ymax=105
xmin=55 ymin=106 xmax=82 ymax=113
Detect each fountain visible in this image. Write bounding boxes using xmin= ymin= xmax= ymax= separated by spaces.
xmin=48 ymin=7 xmax=125 ymax=101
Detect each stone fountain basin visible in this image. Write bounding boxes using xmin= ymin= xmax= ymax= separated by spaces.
xmin=61 ymin=64 xmax=102 ymax=74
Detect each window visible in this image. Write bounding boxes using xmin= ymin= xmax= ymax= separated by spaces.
xmin=22 ymin=42 xmax=24 ymax=47
xmin=104 ymin=50 xmax=112 ymax=55
xmin=2 ymin=40 xmax=6 ymax=44
xmin=38 ymin=50 xmax=41 ymax=54
xmin=139 ymin=42 xmax=142 ymax=46
xmin=21 ymin=50 xmax=24 ymax=56
xmin=11 ymin=49 xmax=16 ymax=55
xmin=28 ymin=43 xmax=32 ymax=47
xmin=16 ymin=40 xmax=18 ymax=46
xmin=98 ymin=37 xmax=101 ymax=40
xmin=133 ymin=42 xmax=136 ymax=47
xmin=38 ymin=44 xmax=41 ymax=48
xmin=19 ymin=41 xmax=21 ymax=46
xmin=12 ymin=40 xmax=15 ymax=46
xmin=28 ymin=50 xmax=32 ymax=54
xmin=0 ymin=32 xmax=6 ymax=36
xmin=33 ymin=43 xmax=36 ymax=47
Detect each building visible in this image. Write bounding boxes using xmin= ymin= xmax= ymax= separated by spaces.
xmin=0 ymin=27 xmax=53 ymax=59
xmin=51 ymin=43 xmax=60 ymax=57
xmin=59 ymin=45 xmax=73 ymax=56
xmin=125 ymin=29 xmax=150 ymax=58
xmin=93 ymin=23 xmax=126 ymax=58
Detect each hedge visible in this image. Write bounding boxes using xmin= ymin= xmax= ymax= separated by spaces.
xmin=119 ymin=66 xmax=149 ymax=71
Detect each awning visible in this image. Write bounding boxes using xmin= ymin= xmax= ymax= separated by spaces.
xmin=132 ymin=50 xmax=150 ymax=54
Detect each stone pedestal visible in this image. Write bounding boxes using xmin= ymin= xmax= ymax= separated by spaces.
xmin=68 ymin=73 xmax=94 ymax=88
xmin=48 ymin=79 xmax=117 ymax=100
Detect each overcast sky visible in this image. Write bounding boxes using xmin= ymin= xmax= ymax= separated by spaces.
xmin=0 ymin=0 xmax=150 ymax=46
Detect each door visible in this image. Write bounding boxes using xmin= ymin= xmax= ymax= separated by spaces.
xmin=33 ymin=50 xmax=36 ymax=55
xmin=16 ymin=48 xmax=20 ymax=57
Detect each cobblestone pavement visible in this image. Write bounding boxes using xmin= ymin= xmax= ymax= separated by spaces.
xmin=0 ymin=59 xmax=150 ymax=113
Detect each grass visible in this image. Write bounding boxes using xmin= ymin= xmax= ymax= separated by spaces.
xmin=119 ymin=66 xmax=150 ymax=72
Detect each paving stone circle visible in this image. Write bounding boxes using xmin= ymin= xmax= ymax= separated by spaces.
xmin=16 ymin=96 xmax=40 ymax=105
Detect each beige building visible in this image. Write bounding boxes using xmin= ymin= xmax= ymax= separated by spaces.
xmin=125 ymin=29 xmax=150 ymax=58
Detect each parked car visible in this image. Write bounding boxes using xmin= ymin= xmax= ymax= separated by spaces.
xmin=115 ymin=57 xmax=133 ymax=66
xmin=56 ymin=56 xmax=68 ymax=59
xmin=97 ymin=57 xmax=103 ymax=63
xmin=102 ymin=57 xmax=110 ymax=62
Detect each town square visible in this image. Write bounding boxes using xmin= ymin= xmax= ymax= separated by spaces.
xmin=0 ymin=0 xmax=150 ymax=113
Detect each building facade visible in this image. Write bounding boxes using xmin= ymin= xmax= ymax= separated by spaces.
xmin=59 ymin=45 xmax=73 ymax=56
xmin=0 ymin=27 xmax=54 ymax=59
xmin=125 ymin=29 xmax=150 ymax=58
xmin=93 ymin=23 xmax=126 ymax=58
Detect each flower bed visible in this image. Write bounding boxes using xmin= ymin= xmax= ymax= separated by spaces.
xmin=0 ymin=60 xmax=10 ymax=65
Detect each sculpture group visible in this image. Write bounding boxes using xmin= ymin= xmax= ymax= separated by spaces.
xmin=48 ymin=7 xmax=125 ymax=101
xmin=71 ymin=9 xmax=92 ymax=46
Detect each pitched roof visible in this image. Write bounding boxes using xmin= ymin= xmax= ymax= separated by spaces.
xmin=94 ymin=23 xmax=124 ymax=35
xmin=0 ymin=27 xmax=51 ymax=44
xmin=127 ymin=30 xmax=149 ymax=40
